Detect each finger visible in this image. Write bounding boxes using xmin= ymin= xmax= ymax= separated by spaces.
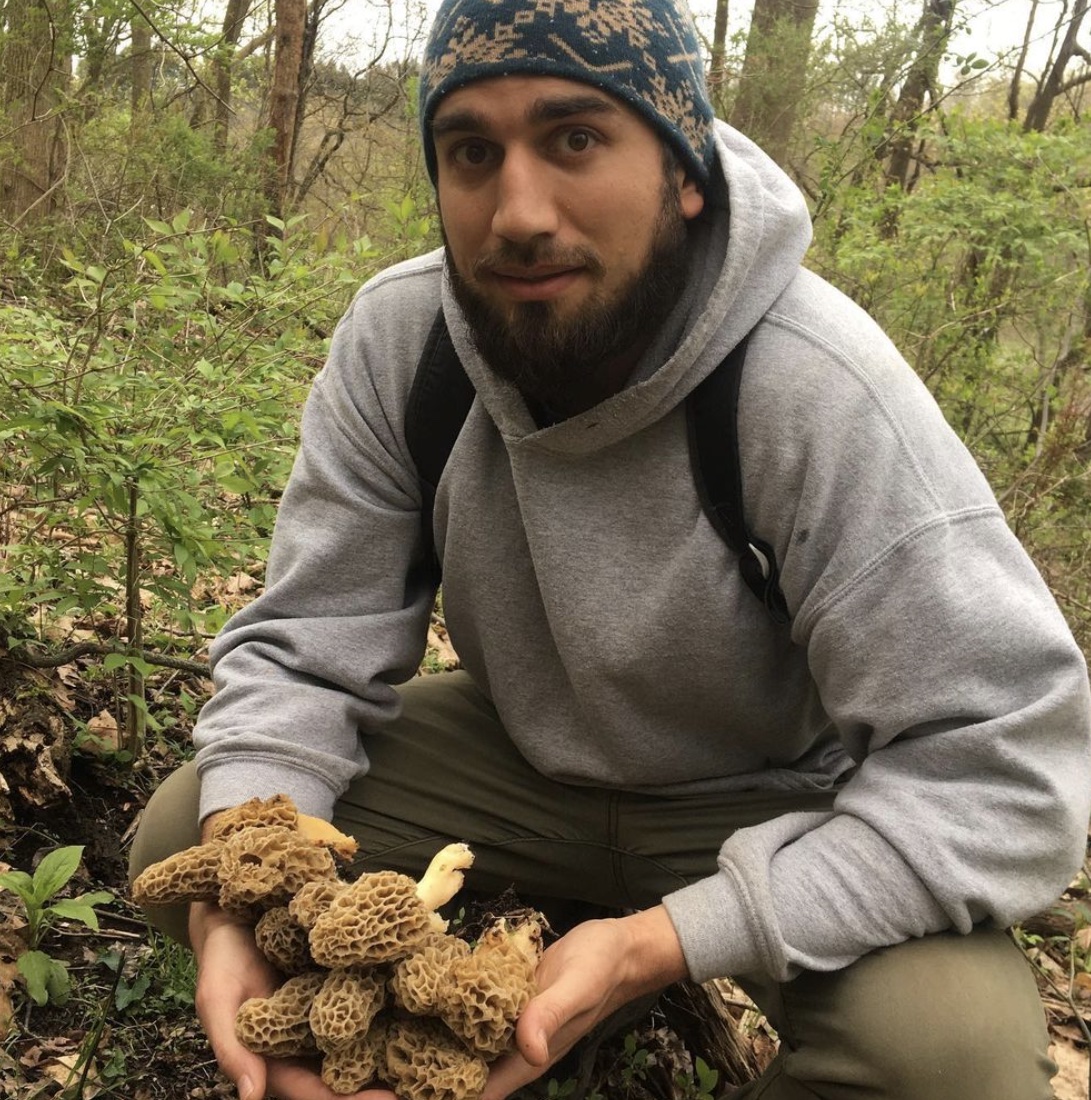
xmin=197 ymin=991 xmax=268 ymax=1100
xmin=267 ymin=1059 xmax=401 ymax=1100
xmin=481 ymin=1048 xmax=545 ymax=1100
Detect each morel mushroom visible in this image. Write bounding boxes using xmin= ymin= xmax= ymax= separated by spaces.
xmin=254 ymin=906 xmax=314 ymax=976
xmin=234 ymin=971 xmax=326 ymax=1058
xmin=131 ymin=794 xmax=357 ymax=913
xmin=309 ymin=967 xmax=389 ymax=1051
xmin=386 ymin=1015 xmax=490 ymax=1100
xmin=390 ymin=930 xmax=472 ymax=1016
xmin=309 ymin=843 xmax=474 ymax=968
xmin=437 ymin=915 xmax=544 ymax=1057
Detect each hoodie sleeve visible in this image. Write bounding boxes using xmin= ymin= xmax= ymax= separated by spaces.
xmin=664 ymin=275 xmax=1091 ymax=983
xmin=192 ymin=261 xmax=443 ymax=823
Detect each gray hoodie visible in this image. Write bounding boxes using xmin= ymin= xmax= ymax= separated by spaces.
xmin=193 ymin=121 xmax=1091 ymax=983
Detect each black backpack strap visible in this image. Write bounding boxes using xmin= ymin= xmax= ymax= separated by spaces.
xmin=687 ymin=333 xmax=791 ymax=624
xmin=405 ymin=310 xmax=476 ymax=582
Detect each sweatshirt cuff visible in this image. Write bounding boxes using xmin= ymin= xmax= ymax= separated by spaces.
xmin=662 ymin=871 xmax=774 ymax=983
xmin=195 ymin=755 xmax=343 ymax=824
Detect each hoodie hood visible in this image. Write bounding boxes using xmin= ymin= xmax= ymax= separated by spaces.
xmin=440 ymin=119 xmax=813 ymax=454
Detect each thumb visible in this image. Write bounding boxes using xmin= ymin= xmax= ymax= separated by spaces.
xmin=515 ymin=990 xmax=574 ymax=1067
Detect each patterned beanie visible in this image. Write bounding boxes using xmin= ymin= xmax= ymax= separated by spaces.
xmin=419 ymin=0 xmax=716 ymax=186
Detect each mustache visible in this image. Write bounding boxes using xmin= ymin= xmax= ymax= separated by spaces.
xmin=471 ymin=240 xmax=605 ymax=279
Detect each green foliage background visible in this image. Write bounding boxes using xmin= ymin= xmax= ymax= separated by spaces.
xmin=1 ymin=1 xmax=1089 ymax=757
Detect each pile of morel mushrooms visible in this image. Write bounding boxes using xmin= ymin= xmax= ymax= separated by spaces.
xmin=132 ymin=795 xmax=542 ymax=1098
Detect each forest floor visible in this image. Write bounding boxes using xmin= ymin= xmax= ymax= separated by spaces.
xmin=0 ymin=641 xmax=1088 ymax=1100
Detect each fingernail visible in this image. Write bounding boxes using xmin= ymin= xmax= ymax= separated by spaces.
xmin=238 ymin=1076 xmax=254 ymax=1100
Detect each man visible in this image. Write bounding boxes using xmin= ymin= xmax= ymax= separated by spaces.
xmin=131 ymin=1 xmax=1091 ymax=1098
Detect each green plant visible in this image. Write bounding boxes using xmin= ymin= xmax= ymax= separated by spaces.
xmin=619 ymin=1031 xmax=652 ymax=1087
xmin=0 ymin=845 xmax=114 ymax=1006
xmin=675 ymin=1056 xmax=720 ymax=1100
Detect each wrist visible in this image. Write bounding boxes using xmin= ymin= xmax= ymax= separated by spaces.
xmin=618 ymin=905 xmax=689 ymax=995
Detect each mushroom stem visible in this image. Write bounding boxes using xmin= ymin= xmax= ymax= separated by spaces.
xmin=415 ymin=842 xmax=475 ymax=912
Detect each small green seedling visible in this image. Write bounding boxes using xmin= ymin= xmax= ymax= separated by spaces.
xmin=676 ymin=1057 xmax=720 ymax=1100
xmin=0 ymin=844 xmax=114 ymax=1006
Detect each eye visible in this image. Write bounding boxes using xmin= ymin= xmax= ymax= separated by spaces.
xmin=560 ymin=128 xmax=597 ymax=154
xmin=450 ymin=139 xmax=496 ymax=169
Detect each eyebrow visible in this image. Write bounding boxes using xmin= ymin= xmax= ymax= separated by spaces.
xmin=432 ymin=93 xmax=620 ymax=138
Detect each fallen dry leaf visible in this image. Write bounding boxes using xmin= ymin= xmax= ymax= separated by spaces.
xmin=1049 ymin=1039 xmax=1089 ymax=1100
xmin=84 ymin=710 xmax=121 ymax=753
xmin=41 ymin=1051 xmax=101 ymax=1097
xmin=426 ymin=624 xmax=459 ymax=668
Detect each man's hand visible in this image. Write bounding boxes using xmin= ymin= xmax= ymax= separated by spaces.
xmin=189 ymin=901 xmax=388 ymax=1100
xmin=482 ymin=905 xmax=688 ymax=1100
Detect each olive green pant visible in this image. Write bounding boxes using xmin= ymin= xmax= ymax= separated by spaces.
xmin=130 ymin=671 xmax=1057 ymax=1099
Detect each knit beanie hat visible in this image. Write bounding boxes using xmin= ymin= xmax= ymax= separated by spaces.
xmin=419 ymin=0 xmax=716 ymax=187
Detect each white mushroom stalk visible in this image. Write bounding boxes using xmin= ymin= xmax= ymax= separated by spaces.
xmin=415 ymin=842 xmax=475 ymax=912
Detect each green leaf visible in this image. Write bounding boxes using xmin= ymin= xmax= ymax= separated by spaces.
xmin=18 ymin=950 xmax=71 ymax=1006
xmin=115 ymin=971 xmax=151 ymax=1011
xmin=31 ymin=846 xmax=83 ymax=904
xmin=0 ymin=869 xmax=35 ymax=905
xmin=50 ymin=898 xmax=106 ymax=931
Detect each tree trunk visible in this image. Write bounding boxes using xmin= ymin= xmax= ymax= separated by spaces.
xmin=709 ymin=0 xmax=730 ymax=112
xmin=883 ymin=0 xmax=956 ymax=193
xmin=265 ymin=0 xmax=307 ymax=218
xmin=1022 ymin=0 xmax=1090 ymax=131
xmin=0 ymin=0 xmax=70 ymax=225
xmin=729 ymin=0 xmax=820 ymax=167
xmin=130 ymin=8 xmax=153 ymax=115
xmin=212 ymin=0 xmax=254 ymax=153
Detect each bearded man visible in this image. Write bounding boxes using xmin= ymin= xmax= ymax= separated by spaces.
xmin=131 ymin=2 xmax=1091 ymax=1098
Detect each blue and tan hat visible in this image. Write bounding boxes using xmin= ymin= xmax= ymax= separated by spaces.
xmin=419 ymin=0 xmax=716 ymax=186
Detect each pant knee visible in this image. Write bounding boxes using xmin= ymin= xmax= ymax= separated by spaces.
xmin=129 ymin=761 xmax=202 ymax=944
xmin=760 ymin=930 xmax=1055 ymax=1100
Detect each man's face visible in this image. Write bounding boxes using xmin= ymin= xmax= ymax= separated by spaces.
xmin=432 ymin=75 xmax=705 ymax=415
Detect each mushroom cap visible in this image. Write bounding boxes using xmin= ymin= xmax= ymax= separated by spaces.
xmin=390 ymin=931 xmax=472 ymax=1016
xmin=309 ymin=871 xmax=434 ymax=968
xmin=320 ymin=1015 xmax=392 ymax=1095
xmin=437 ymin=917 xmax=542 ymax=1056
xmin=289 ymin=878 xmax=350 ymax=930
xmin=254 ymin=906 xmax=314 ymax=976
xmin=209 ymin=794 xmax=300 ymax=840
xmin=234 ymin=972 xmax=326 ymax=1058
xmin=218 ymin=825 xmax=339 ymax=915
xmin=386 ymin=1015 xmax=490 ymax=1100
xmin=309 ymin=968 xmax=389 ymax=1050
xmin=130 ymin=842 xmax=223 ymax=907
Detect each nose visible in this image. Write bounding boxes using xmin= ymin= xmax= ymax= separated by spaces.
xmin=491 ymin=148 xmax=560 ymax=243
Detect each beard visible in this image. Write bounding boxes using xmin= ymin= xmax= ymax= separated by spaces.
xmin=446 ymin=180 xmax=691 ymax=415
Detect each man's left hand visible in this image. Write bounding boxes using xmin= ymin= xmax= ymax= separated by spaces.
xmin=482 ymin=905 xmax=689 ymax=1100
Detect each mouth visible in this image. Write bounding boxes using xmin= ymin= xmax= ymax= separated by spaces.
xmin=487 ymin=265 xmax=584 ymax=302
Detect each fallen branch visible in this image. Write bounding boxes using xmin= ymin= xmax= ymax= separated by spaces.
xmin=9 ymin=641 xmax=209 ymax=677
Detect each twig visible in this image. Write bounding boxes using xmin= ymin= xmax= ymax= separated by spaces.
xmin=9 ymin=641 xmax=209 ymax=677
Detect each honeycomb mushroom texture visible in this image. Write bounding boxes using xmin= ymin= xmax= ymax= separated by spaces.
xmin=254 ymin=907 xmax=314 ymax=976
xmin=289 ymin=878 xmax=350 ymax=930
xmin=234 ymin=972 xmax=326 ymax=1058
xmin=130 ymin=843 xmax=224 ymax=907
xmin=386 ymin=1015 xmax=490 ymax=1100
xmin=218 ymin=825 xmax=339 ymax=915
xmin=438 ymin=918 xmax=543 ymax=1057
xmin=309 ymin=968 xmax=389 ymax=1050
xmin=309 ymin=871 xmax=436 ymax=968
xmin=320 ymin=1015 xmax=392 ymax=1095
xmin=209 ymin=794 xmax=300 ymax=840
xmin=390 ymin=931 xmax=472 ymax=1016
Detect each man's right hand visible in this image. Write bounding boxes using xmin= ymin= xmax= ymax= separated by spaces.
xmin=189 ymin=901 xmax=388 ymax=1100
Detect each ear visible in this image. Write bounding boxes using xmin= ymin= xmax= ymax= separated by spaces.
xmin=678 ymin=170 xmax=705 ymax=221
